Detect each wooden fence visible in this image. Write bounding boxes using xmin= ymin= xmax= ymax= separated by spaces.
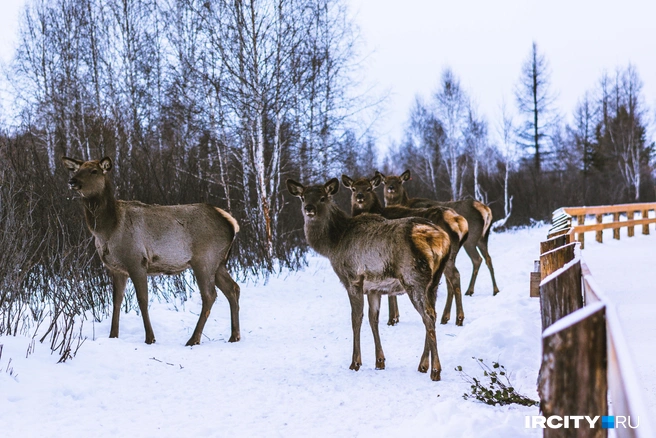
xmin=534 ymin=208 xmax=654 ymax=438
xmin=548 ymin=202 xmax=656 ymax=248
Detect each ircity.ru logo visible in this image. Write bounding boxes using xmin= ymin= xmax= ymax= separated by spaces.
xmin=525 ymin=415 xmax=639 ymax=429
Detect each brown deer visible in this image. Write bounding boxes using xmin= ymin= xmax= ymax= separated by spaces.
xmin=342 ymin=174 xmax=468 ymax=326
xmin=377 ymin=170 xmax=499 ymax=296
xmin=62 ymin=156 xmax=241 ymax=346
xmin=286 ymin=177 xmax=451 ymax=381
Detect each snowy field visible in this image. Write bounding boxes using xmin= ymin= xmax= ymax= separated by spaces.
xmin=580 ymin=227 xmax=656 ymax=414
xmin=0 ymin=224 xmax=553 ymax=437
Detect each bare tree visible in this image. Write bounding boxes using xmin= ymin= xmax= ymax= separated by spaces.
xmin=433 ymin=68 xmax=469 ymax=200
xmin=514 ymin=42 xmax=558 ymax=173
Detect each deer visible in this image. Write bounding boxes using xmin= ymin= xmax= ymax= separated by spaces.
xmin=342 ymin=174 xmax=469 ymax=326
xmin=62 ymin=156 xmax=241 ymax=346
xmin=286 ymin=177 xmax=451 ymax=381
xmin=377 ymin=170 xmax=500 ymax=297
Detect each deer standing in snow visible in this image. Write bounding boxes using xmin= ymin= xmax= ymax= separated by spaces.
xmin=377 ymin=170 xmax=500 ymax=296
xmin=342 ymin=174 xmax=469 ymax=326
xmin=62 ymin=156 xmax=241 ymax=346
xmin=287 ymin=178 xmax=451 ymax=381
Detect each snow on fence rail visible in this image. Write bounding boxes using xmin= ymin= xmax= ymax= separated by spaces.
xmin=547 ymin=202 xmax=656 ymax=248
xmin=533 ymin=209 xmax=654 ymax=438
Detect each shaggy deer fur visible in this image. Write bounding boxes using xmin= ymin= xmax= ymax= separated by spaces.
xmin=62 ymin=156 xmax=240 ymax=346
xmin=287 ymin=178 xmax=451 ymax=381
xmin=377 ymin=170 xmax=500 ymax=296
xmin=342 ymin=174 xmax=469 ymax=326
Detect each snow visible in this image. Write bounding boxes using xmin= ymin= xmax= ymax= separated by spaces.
xmin=1 ymin=224 xmax=552 ymax=437
xmin=579 ymin=227 xmax=656 ymax=415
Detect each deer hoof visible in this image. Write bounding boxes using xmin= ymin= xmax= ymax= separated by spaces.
xmin=185 ymin=338 xmax=200 ymax=347
xmin=493 ymin=290 xmax=500 ymax=296
xmin=456 ymin=316 xmax=464 ymax=326
xmin=145 ymin=337 xmax=156 ymax=345
xmin=418 ymin=364 xmax=428 ymax=373
xmin=387 ymin=317 xmax=399 ymax=326
xmin=440 ymin=315 xmax=449 ymax=325
xmin=431 ymin=369 xmax=441 ymax=381
xmin=228 ymin=334 xmax=240 ymax=343
xmin=465 ymin=290 xmax=474 ymax=296
xmin=349 ymin=361 xmax=361 ymax=371
xmin=375 ymin=358 xmax=386 ymax=370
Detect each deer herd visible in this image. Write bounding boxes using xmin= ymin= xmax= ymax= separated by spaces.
xmin=63 ymin=156 xmax=499 ymax=382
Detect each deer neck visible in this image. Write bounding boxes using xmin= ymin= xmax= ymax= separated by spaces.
xmin=304 ymin=204 xmax=351 ymax=257
xmin=82 ymin=184 xmax=119 ymax=239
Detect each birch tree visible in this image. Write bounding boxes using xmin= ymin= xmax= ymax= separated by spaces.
xmin=433 ymin=68 xmax=469 ymax=200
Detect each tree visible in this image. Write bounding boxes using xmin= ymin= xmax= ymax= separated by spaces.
xmin=514 ymin=42 xmax=558 ymax=173
xmin=597 ymin=66 xmax=651 ymax=200
xmin=495 ymin=100 xmax=516 ymax=225
xmin=433 ymin=68 xmax=469 ymax=200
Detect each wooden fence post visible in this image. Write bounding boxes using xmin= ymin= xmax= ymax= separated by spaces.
xmin=530 ymin=260 xmax=541 ymax=298
xmin=539 ymin=303 xmax=607 ymax=438
xmin=643 ymin=210 xmax=650 ymax=235
xmin=540 ymin=233 xmax=572 ymax=254
xmin=613 ymin=213 xmax=620 ymax=240
xmin=577 ymin=215 xmax=586 ymax=248
xmin=595 ymin=214 xmax=603 ymax=243
xmin=539 ymin=260 xmax=583 ymax=330
xmin=540 ymin=242 xmax=577 ymax=281
xmin=628 ymin=211 xmax=635 ymax=237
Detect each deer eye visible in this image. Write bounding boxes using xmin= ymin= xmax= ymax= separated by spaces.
xmin=320 ymin=197 xmax=326 ymax=203
xmin=366 ymin=187 xmax=372 ymax=192
xmin=91 ymin=169 xmax=98 ymax=174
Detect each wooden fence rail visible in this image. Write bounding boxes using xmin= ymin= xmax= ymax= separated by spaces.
xmin=549 ymin=202 xmax=656 ymax=248
xmin=534 ymin=207 xmax=654 ymax=438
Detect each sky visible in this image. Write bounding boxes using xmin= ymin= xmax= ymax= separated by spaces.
xmin=1 ymin=0 xmax=654 ymax=147
xmin=350 ymin=0 xmax=656 ymax=147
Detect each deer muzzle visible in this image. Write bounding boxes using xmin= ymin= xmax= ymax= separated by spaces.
xmin=68 ymin=178 xmax=81 ymax=190
xmin=304 ymin=205 xmax=316 ymax=217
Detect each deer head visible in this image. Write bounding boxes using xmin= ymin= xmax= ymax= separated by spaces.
xmin=376 ymin=170 xmax=410 ymax=205
xmin=286 ymin=178 xmax=340 ymax=219
xmin=62 ymin=157 xmax=112 ymax=198
xmin=341 ymin=174 xmax=382 ymax=214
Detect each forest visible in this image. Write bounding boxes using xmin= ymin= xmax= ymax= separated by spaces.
xmin=0 ymin=0 xmax=654 ymax=356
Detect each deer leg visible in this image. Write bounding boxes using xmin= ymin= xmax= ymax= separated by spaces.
xmin=347 ymin=289 xmax=364 ymax=371
xmin=406 ymin=281 xmax=441 ymax=381
xmin=215 ymin=265 xmax=241 ymax=343
xmin=477 ymin=241 xmax=500 ymax=296
xmin=129 ymin=270 xmax=155 ymax=344
xmin=109 ymin=271 xmax=128 ymax=339
xmin=186 ymin=267 xmax=217 ymax=346
xmin=440 ymin=270 xmax=454 ymax=325
xmin=387 ymin=296 xmax=400 ymax=326
xmin=463 ymin=243 xmax=483 ymax=296
xmin=447 ymin=259 xmax=465 ymax=326
xmin=367 ymin=293 xmax=385 ymax=370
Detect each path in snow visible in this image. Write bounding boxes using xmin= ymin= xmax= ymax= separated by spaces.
xmin=579 ymin=227 xmax=656 ymax=414
xmin=1 ymin=226 xmax=550 ymax=437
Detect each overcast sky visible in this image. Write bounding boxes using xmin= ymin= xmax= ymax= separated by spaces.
xmin=2 ymin=0 xmax=654 ymax=147
xmin=351 ymin=0 xmax=656 ymax=147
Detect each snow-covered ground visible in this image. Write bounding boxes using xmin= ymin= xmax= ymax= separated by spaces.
xmin=580 ymin=226 xmax=656 ymax=414
xmin=0 ymin=224 xmax=551 ymax=437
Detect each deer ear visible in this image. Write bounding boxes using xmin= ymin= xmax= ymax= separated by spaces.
xmin=400 ymin=170 xmax=411 ymax=182
xmin=286 ymin=179 xmax=305 ymax=197
xmin=375 ymin=170 xmax=386 ymax=183
xmin=99 ymin=157 xmax=113 ymax=173
xmin=325 ymin=178 xmax=340 ymax=196
xmin=341 ymin=175 xmax=354 ymax=189
xmin=61 ymin=157 xmax=83 ymax=172
xmin=370 ymin=174 xmax=382 ymax=188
